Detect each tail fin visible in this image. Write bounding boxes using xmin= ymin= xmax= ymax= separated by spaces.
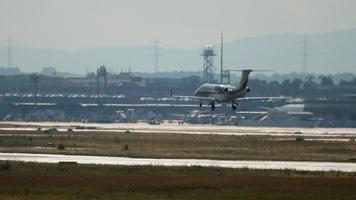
xmin=238 ymin=69 xmax=253 ymax=89
xmin=230 ymin=69 xmax=272 ymax=89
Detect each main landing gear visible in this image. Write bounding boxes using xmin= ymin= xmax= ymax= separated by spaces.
xmin=199 ymin=101 xmax=214 ymax=111
xmin=232 ymin=103 xmax=238 ymax=111
xmin=201 ymin=102 xmax=238 ymax=111
xmin=210 ymin=102 xmax=215 ymax=111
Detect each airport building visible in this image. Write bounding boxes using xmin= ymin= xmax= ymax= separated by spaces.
xmin=1 ymin=76 xmax=356 ymax=127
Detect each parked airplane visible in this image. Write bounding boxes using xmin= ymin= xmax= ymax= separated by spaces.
xmin=171 ymin=69 xmax=288 ymax=111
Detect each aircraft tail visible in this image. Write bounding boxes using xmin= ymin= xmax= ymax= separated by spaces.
xmin=238 ymin=69 xmax=253 ymax=89
xmin=232 ymin=69 xmax=272 ymax=89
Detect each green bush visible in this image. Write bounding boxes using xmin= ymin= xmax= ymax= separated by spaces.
xmin=44 ymin=128 xmax=57 ymax=134
xmin=1 ymin=163 xmax=11 ymax=171
xmin=123 ymin=144 xmax=129 ymax=151
xmin=57 ymin=143 xmax=65 ymax=150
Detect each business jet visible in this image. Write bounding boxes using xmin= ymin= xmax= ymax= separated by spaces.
xmin=171 ymin=69 xmax=288 ymax=111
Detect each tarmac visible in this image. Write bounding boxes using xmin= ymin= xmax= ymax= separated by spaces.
xmin=1 ymin=152 xmax=356 ymax=172
xmin=1 ymin=121 xmax=356 ymax=137
xmin=1 ymin=122 xmax=356 ymax=172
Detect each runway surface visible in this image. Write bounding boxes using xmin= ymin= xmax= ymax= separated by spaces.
xmin=1 ymin=153 xmax=356 ymax=172
xmin=1 ymin=121 xmax=356 ymax=137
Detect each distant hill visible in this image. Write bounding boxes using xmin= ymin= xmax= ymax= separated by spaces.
xmin=224 ymin=29 xmax=356 ymax=74
xmin=3 ymin=29 xmax=356 ymax=74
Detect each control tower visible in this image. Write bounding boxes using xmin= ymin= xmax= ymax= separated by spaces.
xmin=201 ymin=45 xmax=216 ymax=83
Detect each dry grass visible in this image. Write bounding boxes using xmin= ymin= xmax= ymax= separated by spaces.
xmin=0 ymin=161 xmax=356 ymax=200
xmin=1 ymin=129 xmax=356 ymax=162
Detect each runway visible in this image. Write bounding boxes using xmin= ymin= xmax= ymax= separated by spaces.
xmin=1 ymin=121 xmax=356 ymax=137
xmin=1 ymin=153 xmax=356 ymax=172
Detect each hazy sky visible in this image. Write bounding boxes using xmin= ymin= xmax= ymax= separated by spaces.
xmin=1 ymin=0 xmax=356 ymax=50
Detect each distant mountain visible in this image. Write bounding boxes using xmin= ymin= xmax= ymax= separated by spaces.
xmin=4 ymin=29 xmax=356 ymax=74
xmin=224 ymin=29 xmax=356 ymax=74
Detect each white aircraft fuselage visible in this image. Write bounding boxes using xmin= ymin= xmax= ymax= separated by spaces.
xmin=172 ymin=69 xmax=285 ymax=111
xmin=193 ymin=83 xmax=249 ymax=103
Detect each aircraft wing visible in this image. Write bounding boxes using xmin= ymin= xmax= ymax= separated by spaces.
xmin=237 ymin=111 xmax=312 ymax=116
xmin=236 ymin=96 xmax=291 ymax=102
xmin=287 ymin=111 xmax=313 ymax=116
xmin=171 ymin=95 xmax=216 ymax=101
xmin=235 ymin=111 xmax=268 ymax=114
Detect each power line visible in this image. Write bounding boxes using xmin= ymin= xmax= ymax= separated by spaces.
xmin=301 ymin=37 xmax=309 ymax=79
xmin=220 ymin=30 xmax=224 ymax=83
xmin=153 ymin=40 xmax=160 ymax=73
xmin=7 ymin=38 xmax=14 ymax=68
